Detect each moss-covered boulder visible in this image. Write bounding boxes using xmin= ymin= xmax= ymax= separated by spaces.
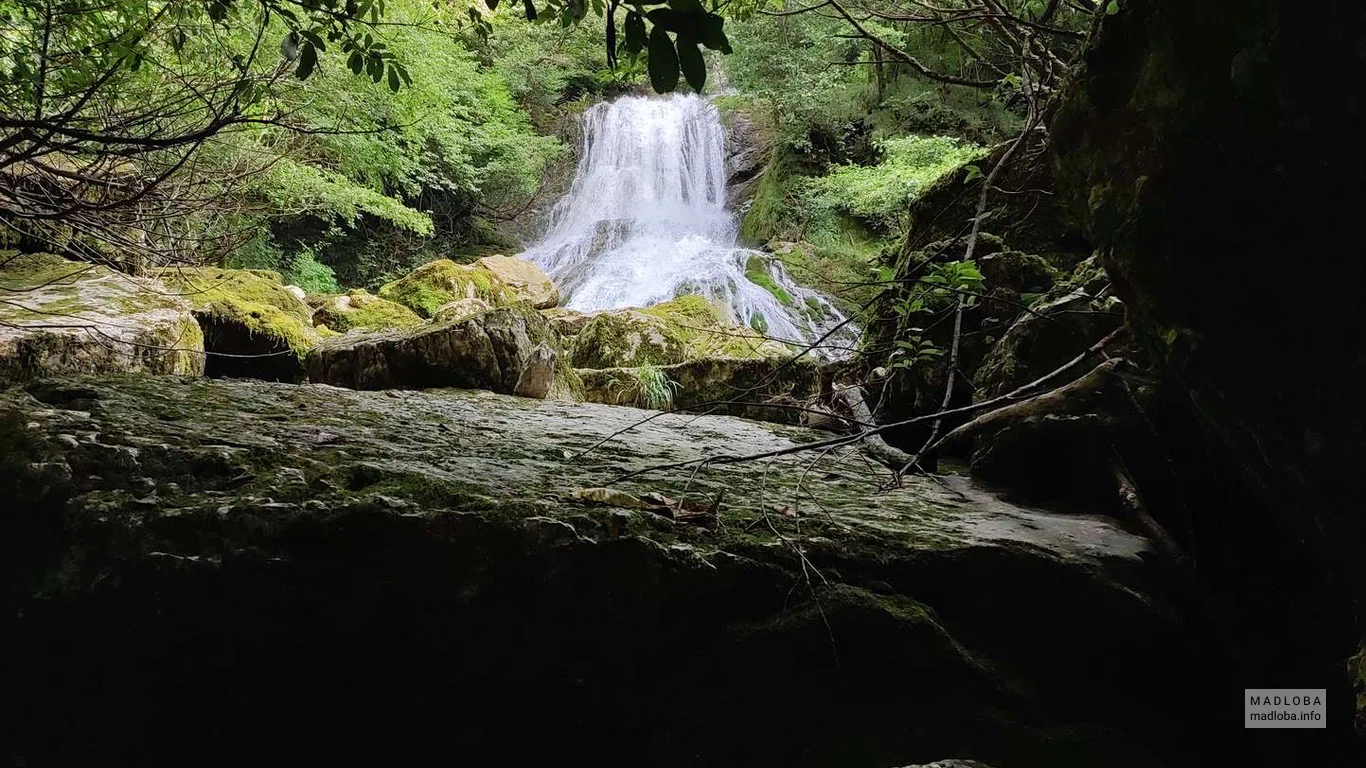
xmin=159 ymin=266 xmax=319 ymax=382
xmin=0 ymin=253 xmax=204 ymax=384
xmin=312 ymin=289 xmax=423 ymax=333
xmin=570 ymin=309 xmax=687 ymax=369
xmin=540 ymin=307 xmax=595 ymax=337
xmin=579 ymin=356 xmax=829 ymax=425
xmin=474 ymin=254 xmax=559 ymax=309
xmin=377 ymin=256 xmax=559 ymax=319
xmin=433 ymin=297 xmax=493 ymax=324
xmin=377 ymin=259 xmax=512 ymax=318
xmin=307 ymin=305 xmax=580 ymax=399
xmin=643 ymin=294 xmax=789 ymax=359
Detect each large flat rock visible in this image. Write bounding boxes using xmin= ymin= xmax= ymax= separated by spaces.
xmin=0 ymin=254 xmax=204 ymax=384
xmin=2 ymin=374 xmax=1219 ymax=767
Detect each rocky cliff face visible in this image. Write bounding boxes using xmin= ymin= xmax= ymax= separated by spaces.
xmin=1052 ymin=0 xmax=1366 ymax=757
xmin=3 ymin=374 xmax=1224 ymax=767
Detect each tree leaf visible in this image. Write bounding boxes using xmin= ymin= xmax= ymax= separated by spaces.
xmin=677 ymin=38 xmax=705 ymax=92
xmin=387 ymin=65 xmax=401 ymax=92
xmin=295 ymin=42 xmax=317 ymax=80
xmin=1105 ymin=0 xmax=1119 ymax=14
xmin=624 ymin=11 xmax=646 ymax=54
xmin=669 ymin=0 xmax=703 ymax=12
xmin=647 ymin=25 xmax=679 ymax=93
xmin=522 ymin=0 xmax=538 ymax=20
xmin=486 ymin=0 xmax=499 ymax=8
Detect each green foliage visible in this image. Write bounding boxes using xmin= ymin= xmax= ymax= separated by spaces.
xmin=802 ymin=136 xmax=983 ymax=233
xmin=284 ymin=249 xmax=340 ymax=295
xmin=612 ymin=363 xmax=681 ymax=409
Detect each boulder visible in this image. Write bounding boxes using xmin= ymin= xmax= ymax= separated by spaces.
xmin=312 ymin=289 xmax=423 ymax=333
xmin=0 ymin=253 xmax=204 ymax=385
xmin=474 ymin=254 xmax=559 ymax=309
xmin=579 ymin=356 xmax=829 ymax=425
xmin=643 ymin=294 xmax=789 ymax=359
xmin=159 ymin=266 xmax=319 ymax=382
xmin=433 ymin=297 xmax=493 ymax=324
xmin=377 ymin=258 xmax=512 ymax=318
xmin=307 ymin=305 xmax=580 ymax=399
xmin=540 ymin=307 xmax=595 ymax=337
xmin=570 ymin=309 xmax=687 ymax=369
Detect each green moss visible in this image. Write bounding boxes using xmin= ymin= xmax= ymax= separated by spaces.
xmin=159 ymin=267 xmax=319 ymax=357
xmin=739 ymin=149 xmax=790 ymax=246
xmin=570 ymin=309 xmax=687 ymax=369
xmin=641 ymin=295 xmax=787 ymax=359
xmin=314 ymin=289 xmax=423 ymax=333
xmin=749 ymin=313 xmax=768 ymax=334
xmin=744 ymin=255 xmax=795 ymax=306
xmin=377 ymin=258 xmax=511 ymax=318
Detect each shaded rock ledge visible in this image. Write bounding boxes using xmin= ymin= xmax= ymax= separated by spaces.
xmin=2 ymin=374 xmax=1227 ymax=767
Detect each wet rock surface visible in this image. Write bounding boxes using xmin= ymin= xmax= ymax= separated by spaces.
xmin=3 ymin=373 xmax=1222 ymax=767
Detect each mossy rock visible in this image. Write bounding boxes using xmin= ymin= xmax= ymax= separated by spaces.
xmin=744 ymin=255 xmax=795 ymax=307
xmin=641 ymin=294 xmax=788 ymax=359
xmin=378 ymin=258 xmax=513 ymax=318
xmin=0 ymin=252 xmax=204 ymax=384
xmin=308 ymin=303 xmax=581 ymax=400
xmin=570 ymin=309 xmax=687 ymax=369
xmin=578 ymin=355 xmax=829 ymax=425
xmin=312 ymin=289 xmax=423 ymax=333
xmin=433 ymin=297 xmax=494 ymax=325
xmin=158 ymin=266 xmax=319 ymax=382
xmin=474 ymin=254 xmax=559 ymax=309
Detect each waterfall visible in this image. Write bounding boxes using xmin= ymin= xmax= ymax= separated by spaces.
xmin=517 ymin=94 xmax=851 ymax=354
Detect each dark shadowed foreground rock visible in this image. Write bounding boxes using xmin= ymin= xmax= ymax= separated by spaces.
xmin=307 ymin=305 xmax=579 ymax=399
xmin=1 ymin=374 xmax=1231 ymax=767
xmin=0 ymin=253 xmax=204 ymax=385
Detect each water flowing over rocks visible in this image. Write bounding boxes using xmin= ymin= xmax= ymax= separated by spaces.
xmin=3 ymin=373 xmax=1220 ymax=766
xmin=517 ymin=94 xmax=850 ymax=351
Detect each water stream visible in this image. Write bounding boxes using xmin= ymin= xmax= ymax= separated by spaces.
xmin=517 ymin=94 xmax=851 ymax=354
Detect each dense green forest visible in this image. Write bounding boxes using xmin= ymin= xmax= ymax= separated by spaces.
xmin=3 ymin=1 xmax=1364 ymax=767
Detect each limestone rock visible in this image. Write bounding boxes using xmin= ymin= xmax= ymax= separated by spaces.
xmin=433 ymin=297 xmax=493 ymax=324
xmin=514 ymin=343 xmax=557 ymax=399
xmin=377 ymin=258 xmax=512 ymax=318
xmin=3 ymin=373 xmax=1209 ymax=767
xmin=0 ymin=253 xmax=204 ymax=385
xmin=312 ymin=289 xmax=423 ymax=333
xmin=158 ymin=266 xmax=319 ymax=382
xmin=283 ymin=285 xmax=307 ymax=300
xmin=540 ymin=307 xmax=595 ymax=337
xmin=570 ymin=309 xmax=687 ymax=369
xmin=307 ymin=305 xmax=579 ymax=399
xmin=474 ymin=254 xmax=559 ymax=309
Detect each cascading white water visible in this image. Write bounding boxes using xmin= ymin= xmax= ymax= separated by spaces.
xmin=518 ymin=94 xmax=850 ymax=353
